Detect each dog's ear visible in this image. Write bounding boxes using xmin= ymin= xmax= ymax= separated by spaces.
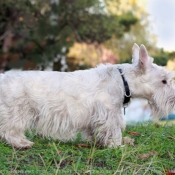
xmin=132 ymin=43 xmax=140 ymax=65
xmin=139 ymin=44 xmax=153 ymax=70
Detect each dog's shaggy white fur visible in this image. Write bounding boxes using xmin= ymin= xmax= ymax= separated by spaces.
xmin=0 ymin=44 xmax=175 ymax=148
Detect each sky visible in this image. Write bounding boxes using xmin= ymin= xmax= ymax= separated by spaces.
xmin=146 ymin=0 xmax=175 ymax=51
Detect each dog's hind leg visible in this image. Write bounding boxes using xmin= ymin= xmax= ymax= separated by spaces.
xmin=2 ymin=129 xmax=34 ymax=148
xmin=80 ymin=127 xmax=94 ymax=142
xmin=0 ymin=103 xmax=34 ymax=148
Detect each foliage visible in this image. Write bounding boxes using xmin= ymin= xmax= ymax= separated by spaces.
xmin=153 ymin=54 xmax=169 ymax=66
xmin=0 ymin=0 xmax=137 ymax=71
xmin=104 ymin=0 xmax=160 ymax=64
xmin=119 ymin=48 xmax=171 ymax=66
xmin=0 ymin=122 xmax=175 ymax=174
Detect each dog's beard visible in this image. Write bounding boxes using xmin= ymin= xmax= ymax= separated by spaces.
xmin=148 ymin=90 xmax=175 ymax=120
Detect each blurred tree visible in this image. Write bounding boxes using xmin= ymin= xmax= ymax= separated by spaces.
xmin=67 ymin=42 xmax=119 ymax=70
xmin=166 ymin=51 xmax=175 ymax=70
xmin=0 ymin=0 xmax=137 ymax=71
xmin=104 ymin=0 xmax=161 ymax=63
xmin=157 ymin=50 xmax=175 ymax=68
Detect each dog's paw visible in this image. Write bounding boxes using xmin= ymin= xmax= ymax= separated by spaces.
xmin=107 ymin=140 xmax=121 ymax=148
xmin=20 ymin=140 xmax=34 ymax=148
xmin=11 ymin=139 xmax=34 ymax=149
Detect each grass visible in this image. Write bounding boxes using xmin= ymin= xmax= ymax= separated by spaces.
xmin=0 ymin=122 xmax=175 ymax=175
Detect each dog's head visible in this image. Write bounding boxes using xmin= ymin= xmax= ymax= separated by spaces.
xmin=131 ymin=43 xmax=175 ymax=119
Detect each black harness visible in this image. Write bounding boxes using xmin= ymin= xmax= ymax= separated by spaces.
xmin=117 ymin=67 xmax=131 ymax=113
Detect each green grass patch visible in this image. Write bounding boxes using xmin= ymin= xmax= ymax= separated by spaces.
xmin=0 ymin=122 xmax=175 ymax=174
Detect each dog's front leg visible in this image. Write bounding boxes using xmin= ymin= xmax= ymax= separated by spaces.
xmin=93 ymin=121 xmax=122 ymax=148
xmin=105 ymin=126 xmax=122 ymax=148
xmin=91 ymin=102 xmax=124 ymax=148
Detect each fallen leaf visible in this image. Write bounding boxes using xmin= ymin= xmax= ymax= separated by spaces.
xmin=138 ymin=153 xmax=150 ymax=159
xmin=155 ymin=123 xmax=161 ymax=128
xmin=167 ymin=136 xmax=174 ymax=140
xmin=127 ymin=131 xmax=141 ymax=136
xmin=57 ymin=150 xmax=62 ymax=155
xmin=40 ymin=152 xmax=45 ymax=156
xmin=165 ymin=168 xmax=175 ymax=175
xmin=167 ymin=151 xmax=172 ymax=157
xmin=75 ymin=144 xmax=90 ymax=148
xmin=149 ymin=151 xmax=157 ymax=155
xmin=123 ymin=136 xmax=134 ymax=146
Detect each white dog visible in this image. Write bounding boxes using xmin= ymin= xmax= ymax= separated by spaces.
xmin=0 ymin=44 xmax=175 ymax=148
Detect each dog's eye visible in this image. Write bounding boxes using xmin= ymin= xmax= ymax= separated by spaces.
xmin=162 ymin=80 xmax=167 ymax=84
